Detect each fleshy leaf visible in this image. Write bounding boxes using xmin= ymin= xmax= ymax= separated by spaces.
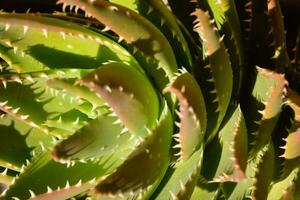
xmin=0 ymin=12 xmax=139 ymax=72
xmin=190 ymin=178 xmax=220 ymax=200
xmin=47 ymin=78 xmax=107 ymax=116
xmin=285 ymin=88 xmax=300 ymax=123
xmin=154 ymin=148 xmax=203 ymax=200
xmin=223 ymin=143 xmax=274 ymax=199
xmin=29 ymin=180 xmax=96 ymax=200
xmin=52 ymin=114 xmax=137 ymax=161
xmin=192 ymin=8 xmax=233 ymax=142
xmin=284 ymin=130 xmax=300 ymax=159
xmin=0 ymin=168 xmax=14 ymax=191
xmin=57 ymin=0 xmax=178 ymax=90
xmin=94 ymin=101 xmax=173 ymax=197
xmin=109 ymin=0 xmax=138 ymax=11
xmin=267 ymin=166 xmax=300 ymax=200
xmin=202 ymin=106 xmax=247 ymax=182
xmin=80 ymin=61 xmax=159 ymax=138
xmin=0 ymin=117 xmax=32 ymax=170
xmin=207 ymin=0 xmax=244 ymax=102
xmin=0 ymin=81 xmax=49 ymax=133
xmin=248 ymin=67 xmax=287 ymax=157
xmin=135 ymin=0 xmax=193 ymax=70
xmin=2 ymin=150 xmax=130 ymax=199
xmin=164 ymin=70 xmax=206 ymax=161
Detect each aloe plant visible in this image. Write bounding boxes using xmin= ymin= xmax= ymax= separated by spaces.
xmin=0 ymin=0 xmax=300 ymax=199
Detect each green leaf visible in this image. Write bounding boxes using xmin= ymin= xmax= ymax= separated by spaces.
xmin=47 ymin=78 xmax=107 ymax=116
xmin=0 ymin=118 xmax=32 ymax=170
xmin=267 ymin=166 xmax=300 ymax=200
xmin=154 ymin=148 xmax=203 ymax=200
xmin=248 ymin=67 xmax=287 ymax=157
xmin=52 ymin=114 xmax=136 ymax=161
xmin=0 ymin=168 xmax=14 ymax=188
xmin=164 ymin=70 xmax=206 ymax=161
xmin=2 ymin=150 xmax=129 ymax=199
xmin=223 ymin=143 xmax=274 ymax=200
xmin=30 ymin=180 xmax=96 ymax=200
xmin=0 ymin=13 xmax=138 ymax=72
xmin=284 ymin=130 xmax=300 ymax=159
xmin=192 ymin=8 xmax=233 ymax=143
xmin=109 ymin=0 xmax=138 ymax=12
xmin=94 ymin=100 xmax=173 ymax=198
xmin=80 ymin=61 xmax=159 ymax=138
xmin=58 ymin=0 xmax=178 ymax=90
xmin=0 ymin=81 xmax=49 ymax=133
xmin=207 ymin=0 xmax=245 ymax=102
xmin=190 ymin=178 xmax=220 ymax=200
xmin=135 ymin=0 xmax=193 ymax=70
xmin=202 ymin=106 xmax=247 ymax=182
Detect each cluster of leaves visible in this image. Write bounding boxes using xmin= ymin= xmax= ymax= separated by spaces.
xmin=0 ymin=0 xmax=299 ymax=199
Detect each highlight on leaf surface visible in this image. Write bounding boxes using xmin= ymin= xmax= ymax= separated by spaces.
xmin=94 ymin=100 xmax=173 ymax=198
xmin=191 ymin=6 xmax=233 ymax=143
xmin=164 ymin=70 xmax=206 ymax=161
xmin=79 ymin=61 xmax=159 ymax=138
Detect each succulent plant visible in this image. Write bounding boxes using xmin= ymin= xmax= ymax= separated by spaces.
xmin=0 ymin=0 xmax=300 ymax=199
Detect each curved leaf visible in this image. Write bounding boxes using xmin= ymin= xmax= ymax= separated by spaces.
xmin=57 ymin=0 xmax=178 ymax=90
xmin=52 ymin=114 xmax=136 ymax=161
xmin=192 ymin=8 xmax=233 ymax=143
xmin=0 ymin=13 xmax=138 ymax=72
xmin=164 ymin=71 xmax=206 ymax=161
xmin=94 ymin=101 xmax=172 ymax=198
xmin=80 ymin=61 xmax=159 ymax=138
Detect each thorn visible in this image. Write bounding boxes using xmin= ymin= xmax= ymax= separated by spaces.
xmin=121 ymin=127 xmax=128 ymax=134
xmin=147 ymin=6 xmax=153 ymax=15
xmin=23 ymin=25 xmax=29 ymax=34
xmin=60 ymin=31 xmax=66 ymax=40
xmin=12 ymin=76 xmax=22 ymax=83
xmin=1 ymin=168 xmax=8 ymax=175
xmin=169 ymin=191 xmax=177 ymax=200
xmin=29 ymin=190 xmax=36 ymax=198
xmin=5 ymin=24 xmax=10 ymax=31
xmin=89 ymin=178 xmax=96 ymax=184
xmin=180 ymin=85 xmax=186 ymax=93
xmin=160 ymin=18 xmax=166 ymax=26
xmin=12 ymin=107 xmax=20 ymax=114
xmin=1 ymin=80 xmax=7 ymax=88
xmin=118 ymin=36 xmax=124 ymax=43
xmin=113 ymin=118 xmax=122 ymax=125
xmin=104 ymin=85 xmax=112 ymax=93
xmin=75 ymin=6 xmax=79 ymax=13
xmin=47 ymin=186 xmax=53 ymax=193
xmin=102 ymin=26 xmax=110 ymax=32
xmin=0 ymin=101 xmax=8 ymax=106
xmin=13 ymin=46 xmax=18 ymax=54
xmin=65 ymin=180 xmax=70 ymax=189
xmin=76 ymin=179 xmax=82 ymax=187
xmin=219 ymin=35 xmax=225 ymax=42
xmin=42 ymin=29 xmax=48 ymax=38
xmin=72 ymin=117 xmax=80 ymax=125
